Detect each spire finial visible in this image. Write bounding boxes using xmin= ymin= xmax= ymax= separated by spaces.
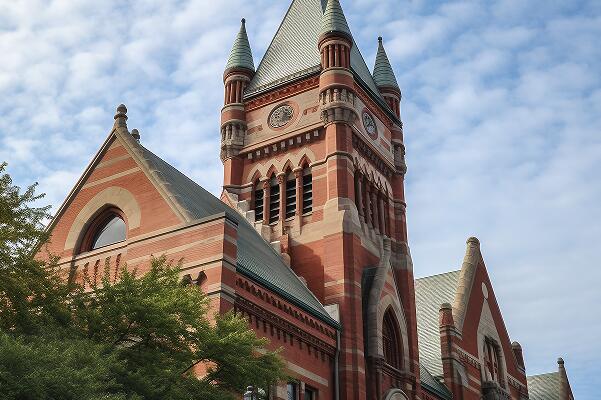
xmin=241 ymin=18 xmax=246 ymax=26
xmin=378 ymin=36 xmax=383 ymax=44
xmin=114 ymin=104 xmax=128 ymax=128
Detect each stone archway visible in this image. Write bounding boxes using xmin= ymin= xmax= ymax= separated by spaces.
xmin=383 ymin=388 xmax=408 ymax=400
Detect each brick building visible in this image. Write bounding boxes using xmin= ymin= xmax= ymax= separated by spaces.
xmin=41 ymin=0 xmax=573 ymax=399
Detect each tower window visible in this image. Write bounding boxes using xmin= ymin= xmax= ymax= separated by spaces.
xmin=254 ymin=183 xmax=264 ymax=222
xmin=302 ymin=170 xmax=313 ymax=214
xmin=382 ymin=309 xmax=401 ymax=369
xmin=269 ymin=176 xmax=280 ymax=224
xmin=285 ymin=172 xmax=296 ymax=219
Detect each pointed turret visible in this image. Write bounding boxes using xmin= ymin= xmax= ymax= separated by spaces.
xmin=373 ymin=37 xmax=401 ymax=117
xmin=319 ymin=0 xmax=351 ymax=41
xmin=221 ymin=19 xmax=254 ymax=170
xmin=224 ymin=18 xmax=255 ymax=75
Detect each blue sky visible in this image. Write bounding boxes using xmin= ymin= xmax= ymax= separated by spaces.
xmin=1 ymin=0 xmax=599 ymax=398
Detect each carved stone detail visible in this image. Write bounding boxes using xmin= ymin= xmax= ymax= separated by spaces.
xmin=319 ymin=86 xmax=358 ymax=124
xmin=220 ymin=121 xmax=246 ymax=161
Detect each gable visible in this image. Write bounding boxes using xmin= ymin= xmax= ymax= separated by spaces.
xmin=455 ymin=255 xmax=525 ymax=380
xmin=45 ymin=132 xmax=184 ymax=259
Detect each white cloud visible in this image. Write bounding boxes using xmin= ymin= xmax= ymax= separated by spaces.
xmin=1 ymin=0 xmax=599 ymax=398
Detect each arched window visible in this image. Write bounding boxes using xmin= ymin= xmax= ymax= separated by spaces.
xmin=302 ymin=168 xmax=313 ymax=214
xmin=254 ymin=180 xmax=264 ymax=222
xmin=382 ymin=309 xmax=402 ymax=369
xmin=285 ymin=171 xmax=296 ymax=219
xmin=80 ymin=209 xmax=126 ymax=252
xmin=269 ymin=175 xmax=280 ymax=224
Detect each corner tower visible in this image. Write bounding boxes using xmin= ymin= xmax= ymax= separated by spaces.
xmin=219 ymin=1 xmax=419 ymax=399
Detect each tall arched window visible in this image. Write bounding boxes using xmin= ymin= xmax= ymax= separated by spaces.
xmin=254 ymin=180 xmax=264 ymax=222
xmin=285 ymin=171 xmax=296 ymax=219
xmin=80 ymin=208 xmax=126 ymax=253
xmin=302 ymin=168 xmax=313 ymax=214
xmin=269 ymin=175 xmax=280 ymax=224
xmin=382 ymin=309 xmax=402 ymax=369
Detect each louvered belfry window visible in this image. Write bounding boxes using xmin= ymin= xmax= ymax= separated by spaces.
xmin=302 ymin=169 xmax=313 ymax=214
xmin=254 ymin=183 xmax=264 ymax=222
xmin=285 ymin=172 xmax=296 ymax=219
xmin=269 ymin=176 xmax=280 ymax=224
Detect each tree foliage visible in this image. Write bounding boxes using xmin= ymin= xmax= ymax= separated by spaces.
xmin=0 ymin=163 xmax=285 ymax=399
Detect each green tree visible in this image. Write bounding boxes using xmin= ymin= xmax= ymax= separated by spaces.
xmin=0 ymin=163 xmax=285 ymax=399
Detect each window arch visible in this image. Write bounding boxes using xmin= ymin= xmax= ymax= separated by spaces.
xmin=382 ymin=308 xmax=402 ymax=369
xmin=80 ymin=208 xmax=126 ymax=253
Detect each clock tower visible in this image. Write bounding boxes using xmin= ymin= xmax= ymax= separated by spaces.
xmin=220 ymin=1 xmax=419 ymax=399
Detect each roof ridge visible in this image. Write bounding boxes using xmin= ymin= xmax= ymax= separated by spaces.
xmin=416 ymin=269 xmax=461 ymax=281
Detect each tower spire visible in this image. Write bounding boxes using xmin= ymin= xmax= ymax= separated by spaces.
xmin=373 ymin=36 xmax=401 ymax=117
xmin=319 ymin=0 xmax=352 ymax=41
xmin=224 ymin=18 xmax=255 ymax=75
xmin=373 ymin=36 xmax=399 ymax=90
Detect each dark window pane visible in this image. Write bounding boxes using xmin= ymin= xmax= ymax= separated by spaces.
xmin=91 ymin=215 xmax=126 ymax=249
xmin=287 ymin=382 xmax=297 ymax=400
xmin=304 ymin=387 xmax=316 ymax=400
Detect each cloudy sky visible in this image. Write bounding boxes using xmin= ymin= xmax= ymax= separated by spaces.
xmin=1 ymin=0 xmax=599 ymax=397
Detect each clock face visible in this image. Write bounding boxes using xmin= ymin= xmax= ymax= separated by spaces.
xmin=362 ymin=111 xmax=377 ymax=138
xmin=269 ymin=104 xmax=294 ymax=129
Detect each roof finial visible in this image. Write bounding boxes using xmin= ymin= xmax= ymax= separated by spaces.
xmin=241 ymin=18 xmax=246 ymax=25
xmin=131 ymin=128 xmax=140 ymax=141
xmin=114 ymin=104 xmax=128 ymax=128
xmin=378 ymin=36 xmax=383 ymax=43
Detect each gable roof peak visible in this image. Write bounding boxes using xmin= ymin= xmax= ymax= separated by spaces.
xmin=320 ymin=0 xmax=352 ymax=40
xmin=373 ymin=36 xmax=400 ymax=91
xmin=225 ymin=18 xmax=255 ymax=74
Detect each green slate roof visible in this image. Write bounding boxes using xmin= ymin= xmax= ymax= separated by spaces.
xmin=320 ymin=0 xmax=351 ymax=38
xmin=373 ymin=37 xmax=400 ymax=90
xmin=420 ymin=364 xmax=452 ymax=400
xmin=225 ymin=18 xmax=255 ymax=73
xmin=135 ymin=143 xmax=337 ymax=327
xmin=414 ymin=270 xmax=461 ymax=378
xmin=527 ymin=372 xmax=560 ymax=400
xmin=245 ymin=0 xmax=382 ymax=102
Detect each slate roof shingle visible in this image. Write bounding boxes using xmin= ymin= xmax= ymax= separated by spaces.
xmin=527 ymin=372 xmax=560 ymax=400
xmin=414 ymin=270 xmax=461 ymax=378
xmin=136 ymin=143 xmax=337 ymax=327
